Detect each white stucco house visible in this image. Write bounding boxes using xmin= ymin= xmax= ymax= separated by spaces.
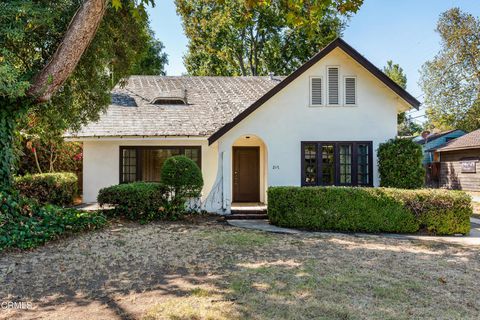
xmin=66 ymin=38 xmax=420 ymax=214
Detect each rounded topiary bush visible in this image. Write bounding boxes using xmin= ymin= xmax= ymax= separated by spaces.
xmin=161 ymin=156 xmax=203 ymax=216
xmin=161 ymin=155 xmax=203 ymax=198
xmin=378 ymin=138 xmax=425 ymax=189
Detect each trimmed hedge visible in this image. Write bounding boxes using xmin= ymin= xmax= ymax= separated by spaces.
xmin=268 ymin=186 xmax=472 ymax=235
xmin=0 ymin=191 xmax=106 ymax=251
xmin=395 ymin=188 xmax=472 ymax=235
xmin=378 ymin=138 xmax=425 ymax=189
xmin=97 ymin=182 xmax=169 ymax=222
xmin=14 ymin=172 xmax=78 ymax=206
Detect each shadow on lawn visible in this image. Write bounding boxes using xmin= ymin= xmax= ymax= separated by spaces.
xmin=1 ymin=222 xmax=479 ymax=320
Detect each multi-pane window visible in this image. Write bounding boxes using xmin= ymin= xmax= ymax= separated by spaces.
xmin=120 ymin=146 xmax=201 ymax=183
xmin=184 ymin=147 xmax=200 ymax=165
xmin=357 ymin=144 xmax=370 ymax=186
xmin=303 ymin=143 xmax=317 ymax=185
xmin=321 ymin=144 xmax=335 ymax=185
xmin=339 ymin=144 xmax=352 ymax=184
xmin=122 ymin=149 xmax=137 ymax=183
xmin=301 ymin=141 xmax=372 ymax=187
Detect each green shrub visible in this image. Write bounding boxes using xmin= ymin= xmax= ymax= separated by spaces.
xmin=97 ymin=182 xmax=169 ymax=222
xmin=14 ymin=172 xmax=78 ymax=206
xmin=161 ymin=155 xmax=203 ymax=198
xmin=378 ymin=138 xmax=425 ymax=189
xmin=268 ymin=187 xmax=418 ymax=233
xmin=161 ymin=155 xmax=203 ymax=215
xmin=268 ymin=187 xmax=472 ymax=235
xmin=0 ymin=191 xmax=106 ymax=251
xmin=393 ymin=189 xmax=472 ymax=235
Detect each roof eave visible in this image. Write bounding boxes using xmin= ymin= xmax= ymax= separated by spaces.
xmin=437 ymin=145 xmax=480 ymax=152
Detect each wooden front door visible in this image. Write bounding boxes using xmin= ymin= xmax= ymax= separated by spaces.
xmin=233 ymin=147 xmax=260 ymax=202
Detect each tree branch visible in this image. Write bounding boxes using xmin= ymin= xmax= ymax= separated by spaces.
xmin=27 ymin=0 xmax=108 ymax=103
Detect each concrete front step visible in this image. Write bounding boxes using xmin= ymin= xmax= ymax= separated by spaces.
xmin=231 ymin=209 xmax=267 ymax=215
xmin=225 ymin=214 xmax=268 ymax=220
xmin=227 ymin=203 xmax=268 ymax=220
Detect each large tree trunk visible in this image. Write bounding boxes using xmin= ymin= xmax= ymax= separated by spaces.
xmin=0 ymin=0 xmax=108 ymax=190
xmin=27 ymin=0 xmax=107 ymax=102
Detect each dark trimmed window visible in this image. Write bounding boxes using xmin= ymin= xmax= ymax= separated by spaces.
xmin=120 ymin=146 xmax=201 ymax=183
xmin=303 ymin=143 xmax=317 ymax=186
xmin=301 ymin=141 xmax=373 ymax=187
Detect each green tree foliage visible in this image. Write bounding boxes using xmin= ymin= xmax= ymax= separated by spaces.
xmin=176 ymin=0 xmax=363 ymax=76
xmin=382 ymin=60 xmax=421 ymax=136
xmin=130 ymin=29 xmax=168 ymax=75
xmin=383 ymin=60 xmax=407 ymax=89
xmin=420 ymin=8 xmax=480 ymax=132
xmin=377 ymin=138 xmax=425 ymax=189
xmin=17 ymin=141 xmax=82 ymax=175
xmin=0 ymin=0 xmax=166 ymax=189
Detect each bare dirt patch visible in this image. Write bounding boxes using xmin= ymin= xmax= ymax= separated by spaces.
xmin=1 ymin=216 xmax=479 ymax=320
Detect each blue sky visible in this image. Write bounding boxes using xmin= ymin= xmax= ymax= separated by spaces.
xmin=147 ymin=0 xmax=480 ymax=122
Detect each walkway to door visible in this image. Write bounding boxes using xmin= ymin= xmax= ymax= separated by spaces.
xmin=227 ymin=218 xmax=480 ymax=245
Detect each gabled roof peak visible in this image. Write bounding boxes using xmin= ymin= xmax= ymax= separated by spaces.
xmin=208 ymin=37 xmax=421 ymax=145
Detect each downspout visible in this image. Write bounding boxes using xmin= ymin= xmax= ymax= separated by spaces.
xmin=221 ymin=151 xmax=226 ymax=211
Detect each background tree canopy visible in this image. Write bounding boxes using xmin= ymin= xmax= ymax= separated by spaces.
xmin=176 ymin=0 xmax=363 ymax=76
xmin=420 ymin=7 xmax=480 ymax=132
xmin=383 ymin=60 xmax=423 ymax=136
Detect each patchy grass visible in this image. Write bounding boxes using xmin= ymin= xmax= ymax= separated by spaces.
xmin=197 ymin=229 xmax=275 ymax=246
xmin=143 ymin=295 xmax=239 ymax=320
xmin=190 ymin=287 xmax=212 ymax=297
xmin=1 ymin=218 xmax=479 ymax=320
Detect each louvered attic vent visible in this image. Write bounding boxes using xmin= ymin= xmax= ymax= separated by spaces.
xmin=151 ymin=89 xmax=187 ymax=105
xmin=310 ymin=77 xmax=322 ymax=106
xmin=327 ymin=67 xmax=339 ymax=105
xmin=345 ymin=77 xmax=357 ymax=105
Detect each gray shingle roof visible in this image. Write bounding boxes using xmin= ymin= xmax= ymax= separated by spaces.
xmin=437 ymin=129 xmax=480 ymax=152
xmin=66 ymin=76 xmax=284 ymax=138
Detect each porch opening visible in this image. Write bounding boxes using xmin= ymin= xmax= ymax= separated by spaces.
xmin=231 ymin=135 xmax=268 ymax=204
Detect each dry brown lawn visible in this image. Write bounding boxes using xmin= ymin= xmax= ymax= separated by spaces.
xmin=1 ymin=216 xmax=479 ymax=320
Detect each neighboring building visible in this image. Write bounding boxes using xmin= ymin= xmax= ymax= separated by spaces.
xmin=437 ymin=129 xmax=480 ymax=191
xmin=415 ymin=129 xmax=466 ymax=164
xmin=66 ymin=38 xmax=420 ymax=214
